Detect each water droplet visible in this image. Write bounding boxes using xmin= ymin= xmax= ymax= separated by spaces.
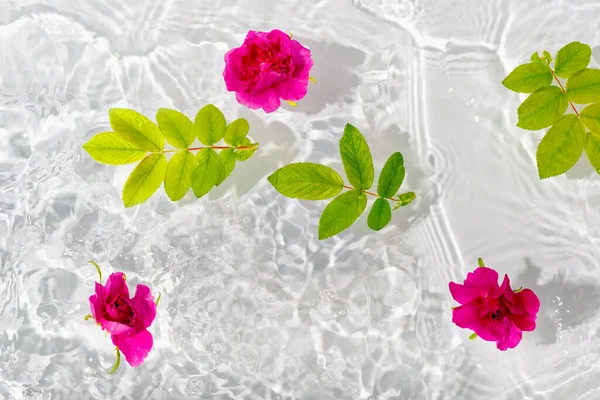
xmin=243 ymin=216 xmax=252 ymax=224
xmin=187 ymin=376 xmax=205 ymax=394
xmin=320 ymin=369 xmax=338 ymax=384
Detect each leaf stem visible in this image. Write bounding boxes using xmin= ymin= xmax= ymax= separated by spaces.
xmin=550 ymin=69 xmax=580 ymax=117
xmin=343 ymin=185 xmax=399 ymax=202
xmin=162 ymin=144 xmax=258 ymax=153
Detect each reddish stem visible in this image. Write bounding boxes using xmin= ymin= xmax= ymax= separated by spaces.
xmin=343 ymin=185 xmax=399 ymax=202
xmin=162 ymin=145 xmax=256 ymax=154
xmin=550 ymin=69 xmax=580 ymax=117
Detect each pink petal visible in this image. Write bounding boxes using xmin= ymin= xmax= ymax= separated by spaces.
xmin=111 ymin=329 xmax=153 ymax=367
xmin=495 ymin=320 xmax=523 ymax=351
xmin=452 ymin=303 xmax=493 ymax=338
xmin=507 ymin=289 xmax=540 ymax=332
xmin=129 ymin=284 xmax=156 ymax=329
xmin=236 ymin=89 xmax=281 ymax=113
xmin=102 ymin=320 xmax=135 ymax=336
xmin=223 ymin=47 xmax=250 ymax=92
xmin=290 ymin=40 xmax=313 ymax=81
xmin=104 ymin=272 xmax=129 ymax=300
xmin=449 ymin=267 xmax=501 ymax=304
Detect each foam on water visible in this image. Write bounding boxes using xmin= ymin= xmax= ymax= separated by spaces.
xmin=2 ymin=0 xmax=600 ymax=399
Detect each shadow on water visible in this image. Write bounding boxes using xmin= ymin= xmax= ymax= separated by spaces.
xmin=516 ymin=257 xmax=600 ymax=345
xmin=289 ymin=39 xmax=365 ymax=115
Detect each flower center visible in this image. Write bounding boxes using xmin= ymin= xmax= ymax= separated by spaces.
xmin=105 ymin=296 xmax=135 ymax=326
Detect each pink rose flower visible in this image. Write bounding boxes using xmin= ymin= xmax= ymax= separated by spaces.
xmin=449 ymin=261 xmax=540 ymax=350
xmin=223 ymin=29 xmax=314 ymax=113
xmin=89 ymin=272 xmax=156 ymax=367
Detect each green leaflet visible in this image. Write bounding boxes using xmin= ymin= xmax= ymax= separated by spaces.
xmin=530 ymin=52 xmax=543 ymax=64
xmin=82 ymin=132 xmax=147 ymax=165
xmin=585 ymin=132 xmax=600 ymax=173
xmin=234 ymin=137 xmax=258 ymax=161
xmin=318 ymin=189 xmax=367 ymax=240
xmin=195 ymin=104 xmax=226 ymax=145
xmin=191 ymin=148 xmax=223 ymax=198
xmin=339 ymin=123 xmax=374 ymax=190
xmin=502 ymin=62 xmax=552 ymax=93
xmin=268 ymin=162 xmax=344 ymax=200
xmin=156 ymin=108 xmax=196 ymax=149
xmin=224 ymin=118 xmax=250 ymax=146
xmin=580 ymin=102 xmax=600 ymax=133
xmin=164 ymin=150 xmax=194 ymax=201
xmin=554 ymin=41 xmax=592 ymax=79
xmin=393 ymin=192 xmax=416 ymax=210
xmin=122 ymin=153 xmax=167 ymax=207
xmin=216 ymin=148 xmax=236 ymax=186
xmin=517 ymin=86 xmax=568 ymax=130
xmin=536 ymin=114 xmax=585 ymax=179
xmin=109 ymin=108 xmax=164 ymax=152
xmin=367 ymin=198 xmax=392 ymax=231
xmin=566 ymin=68 xmax=600 ymax=104
xmin=377 ymin=152 xmax=405 ymax=198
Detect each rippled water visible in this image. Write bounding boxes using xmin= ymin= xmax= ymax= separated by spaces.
xmin=1 ymin=0 xmax=600 ymax=399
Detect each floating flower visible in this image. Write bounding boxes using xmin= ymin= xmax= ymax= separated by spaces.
xmin=85 ymin=261 xmax=160 ymax=372
xmin=449 ymin=258 xmax=540 ymax=350
xmin=223 ymin=29 xmax=315 ymax=113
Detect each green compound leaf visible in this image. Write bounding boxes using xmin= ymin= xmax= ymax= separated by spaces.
xmin=224 ymin=118 xmax=250 ymax=146
xmin=585 ymin=132 xmax=600 ymax=174
xmin=216 ymin=148 xmax=236 ymax=186
xmin=339 ymin=123 xmax=374 ymax=190
xmin=82 ymin=132 xmax=147 ymax=165
xmin=517 ymin=86 xmax=568 ymax=130
xmin=580 ymin=102 xmax=600 ymax=133
xmin=109 ymin=108 xmax=164 ymax=152
xmin=164 ymin=150 xmax=194 ymax=201
xmin=122 ymin=153 xmax=167 ymax=207
xmin=318 ymin=189 xmax=367 ymax=240
xmin=156 ymin=108 xmax=195 ymax=149
xmin=566 ymin=68 xmax=600 ymax=104
xmin=267 ymin=162 xmax=344 ymax=200
xmin=502 ymin=62 xmax=552 ymax=93
xmin=195 ymin=104 xmax=226 ymax=145
xmin=367 ymin=197 xmax=392 ymax=231
xmin=554 ymin=41 xmax=592 ymax=79
xmin=191 ymin=148 xmax=222 ymax=198
xmin=536 ymin=114 xmax=585 ymax=179
xmin=234 ymin=137 xmax=258 ymax=161
xmin=377 ymin=152 xmax=405 ymax=198
xmin=393 ymin=191 xmax=416 ymax=210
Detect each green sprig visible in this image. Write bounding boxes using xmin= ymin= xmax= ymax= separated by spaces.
xmin=82 ymin=105 xmax=259 ymax=207
xmin=108 ymin=348 xmax=121 ymax=375
xmin=503 ymin=41 xmax=600 ymax=178
xmin=88 ymin=260 xmax=103 ymax=283
xmin=268 ymin=124 xmax=416 ymax=239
